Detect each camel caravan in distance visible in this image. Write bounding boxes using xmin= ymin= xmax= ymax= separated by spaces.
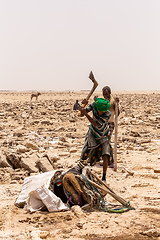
xmin=30 ymin=91 xmax=41 ymax=101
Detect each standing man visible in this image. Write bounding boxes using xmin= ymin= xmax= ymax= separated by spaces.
xmin=102 ymin=86 xmax=120 ymax=168
xmin=102 ymin=86 xmax=120 ymax=136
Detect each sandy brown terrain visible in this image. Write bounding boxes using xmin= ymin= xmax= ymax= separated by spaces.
xmin=0 ymin=90 xmax=160 ymax=240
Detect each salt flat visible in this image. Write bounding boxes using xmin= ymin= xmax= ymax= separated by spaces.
xmin=0 ymin=91 xmax=159 ymax=240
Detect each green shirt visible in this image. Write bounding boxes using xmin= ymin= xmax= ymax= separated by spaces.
xmin=86 ymin=102 xmax=111 ymax=139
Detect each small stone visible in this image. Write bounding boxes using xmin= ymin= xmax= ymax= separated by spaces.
xmin=65 ymin=214 xmax=72 ymax=221
xmin=76 ymin=222 xmax=83 ymax=229
xmin=70 ymin=148 xmax=77 ymax=153
xmin=19 ymin=179 xmax=23 ymax=184
xmin=10 ymin=180 xmax=17 ymax=184
xmin=39 ymin=231 xmax=50 ymax=239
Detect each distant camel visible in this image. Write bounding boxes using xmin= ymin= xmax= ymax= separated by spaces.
xmin=31 ymin=92 xmax=41 ymax=101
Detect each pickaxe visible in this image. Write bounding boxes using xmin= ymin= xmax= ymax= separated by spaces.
xmin=73 ymin=71 xmax=98 ymax=112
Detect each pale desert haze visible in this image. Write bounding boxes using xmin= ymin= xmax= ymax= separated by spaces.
xmin=0 ymin=90 xmax=159 ymax=240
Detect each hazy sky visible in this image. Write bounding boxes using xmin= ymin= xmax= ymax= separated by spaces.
xmin=0 ymin=0 xmax=160 ymax=91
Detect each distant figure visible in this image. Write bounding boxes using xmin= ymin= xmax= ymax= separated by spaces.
xmin=31 ymin=92 xmax=41 ymax=101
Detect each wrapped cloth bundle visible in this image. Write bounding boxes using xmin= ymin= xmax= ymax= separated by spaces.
xmin=63 ymin=173 xmax=89 ymax=205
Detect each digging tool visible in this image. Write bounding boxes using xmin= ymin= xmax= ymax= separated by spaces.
xmin=73 ymin=71 xmax=98 ymax=113
xmin=113 ymin=101 xmax=118 ymax=171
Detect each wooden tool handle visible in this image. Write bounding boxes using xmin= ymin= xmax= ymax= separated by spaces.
xmin=114 ymin=101 xmax=118 ymax=171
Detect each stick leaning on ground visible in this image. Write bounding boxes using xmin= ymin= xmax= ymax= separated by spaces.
xmin=114 ymin=101 xmax=118 ymax=171
xmin=78 ymin=162 xmax=134 ymax=208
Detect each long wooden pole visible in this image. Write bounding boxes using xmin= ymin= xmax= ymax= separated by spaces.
xmin=77 ymin=162 xmax=134 ymax=209
xmin=114 ymin=101 xmax=118 ymax=171
xmin=76 ymin=175 xmax=129 ymax=207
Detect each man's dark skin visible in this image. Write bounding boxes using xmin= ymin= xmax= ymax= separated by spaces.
xmin=102 ymin=88 xmax=120 ymax=116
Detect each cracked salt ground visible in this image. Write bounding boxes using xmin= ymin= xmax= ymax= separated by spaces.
xmin=0 ymin=91 xmax=159 ymax=240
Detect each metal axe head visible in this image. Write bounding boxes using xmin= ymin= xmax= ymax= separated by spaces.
xmin=84 ymin=71 xmax=98 ymax=102
xmin=89 ymin=71 xmax=95 ymax=81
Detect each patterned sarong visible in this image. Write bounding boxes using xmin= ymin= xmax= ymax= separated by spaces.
xmin=81 ymin=130 xmax=113 ymax=166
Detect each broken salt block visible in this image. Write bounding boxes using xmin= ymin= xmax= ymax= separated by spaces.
xmin=140 ymin=228 xmax=160 ymax=237
xmin=50 ymin=154 xmax=60 ymax=161
xmin=25 ymin=142 xmax=39 ymax=151
xmin=16 ymin=145 xmax=29 ymax=153
xmin=154 ymin=169 xmax=160 ymax=173
xmin=0 ymin=153 xmax=10 ymax=168
xmin=58 ymin=152 xmax=70 ymax=157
